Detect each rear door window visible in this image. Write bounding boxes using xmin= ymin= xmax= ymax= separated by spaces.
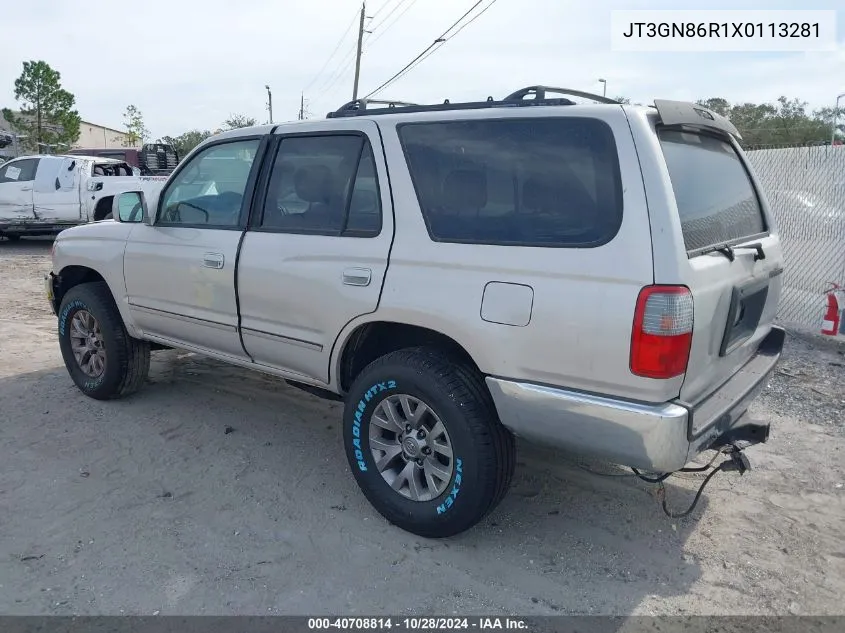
xmin=398 ymin=117 xmax=623 ymax=247
xmin=658 ymin=129 xmax=766 ymax=253
xmin=0 ymin=158 xmax=40 ymax=183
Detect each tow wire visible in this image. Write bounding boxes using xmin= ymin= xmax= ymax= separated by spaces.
xmin=635 ymin=446 xmax=751 ymax=518
xmin=578 ymin=445 xmax=751 ymax=519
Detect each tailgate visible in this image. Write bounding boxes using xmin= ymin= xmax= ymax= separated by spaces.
xmin=657 ymin=128 xmax=784 ymax=406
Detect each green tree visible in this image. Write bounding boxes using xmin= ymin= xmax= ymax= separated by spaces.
xmin=696 ymin=96 xmax=833 ymax=146
xmin=2 ymin=60 xmax=81 ymax=152
xmin=159 ymin=129 xmax=211 ymax=159
xmin=123 ymin=104 xmax=150 ymax=147
xmin=222 ymin=114 xmax=257 ymax=129
xmin=813 ymin=106 xmax=845 ymax=141
xmin=696 ymin=97 xmax=731 ymax=116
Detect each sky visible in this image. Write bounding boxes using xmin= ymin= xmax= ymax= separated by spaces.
xmin=1 ymin=0 xmax=843 ymax=140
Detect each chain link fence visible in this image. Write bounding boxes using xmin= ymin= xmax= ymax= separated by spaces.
xmin=744 ymin=144 xmax=845 ymax=329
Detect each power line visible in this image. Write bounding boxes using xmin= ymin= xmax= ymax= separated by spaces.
xmin=363 ymin=0 xmax=498 ymax=99
xmin=366 ymin=0 xmax=419 ymax=48
xmin=368 ymin=0 xmax=395 ymax=22
xmin=303 ymin=8 xmax=361 ymax=92
xmin=443 ymin=0 xmax=498 ymax=41
xmin=313 ymin=43 xmax=360 ymax=101
xmin=368 ymin=0 xmax=409 ymax=34
xmin=364 ymin=0 xmax=487 ymax=99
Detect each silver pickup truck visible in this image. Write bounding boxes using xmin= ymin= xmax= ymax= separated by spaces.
xmin=46 ymin=86 xmax=785 ymax=537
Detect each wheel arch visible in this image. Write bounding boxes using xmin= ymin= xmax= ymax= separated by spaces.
xmin=52 ymin=264 xmax=140 ymax=338
xmin=332 ymin=319 xmax=486 ymax=394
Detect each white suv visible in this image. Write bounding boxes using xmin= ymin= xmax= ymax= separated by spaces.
xmin=46 ymin=86 xmax=785 ymax=537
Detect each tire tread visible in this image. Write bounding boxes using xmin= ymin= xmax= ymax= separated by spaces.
xmin=348 ymin=346 xmax=515 ymax=537
xmin=60 ymin=281 xmax=149 ymax=400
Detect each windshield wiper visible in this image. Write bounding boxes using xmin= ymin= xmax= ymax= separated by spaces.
xmin=704 ymin=241 xmax=765 ymax=262
xmin=735 ymin=242 xmax=766 ymax=261
xmin=711 ymin=244 xmax=735 ymax=261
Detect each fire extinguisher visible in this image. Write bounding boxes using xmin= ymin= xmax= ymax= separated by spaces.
xmin=821 ymin=282 xmax=844 ymax=336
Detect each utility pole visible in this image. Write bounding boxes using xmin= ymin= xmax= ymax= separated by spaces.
xmin=352 ymin=1 xmax=366 ymax=102
xmin=299 ymin=92 xmax=305 ymax=120
xmin=832 ymin=92 xmax=845 ymax=146
xmin=265 ymin=85 xmax=273 ymax=124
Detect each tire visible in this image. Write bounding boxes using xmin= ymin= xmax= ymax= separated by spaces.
xmin=57 ymin=281 xmax=150 ymax=400
xmin=343 ymin=348 xmax=515 ymax=537
xmin=4 ymin=234 xmax=21 ymax=242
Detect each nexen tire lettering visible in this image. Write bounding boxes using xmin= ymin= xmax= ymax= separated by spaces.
xmin=352 ymin=380 xmax=397 ymax=472
xmin=436 ymin=458 xmax=463 ymax=515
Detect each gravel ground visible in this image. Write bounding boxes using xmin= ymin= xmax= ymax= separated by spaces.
xmin=0 ymin=237 xmax=843 ymax=616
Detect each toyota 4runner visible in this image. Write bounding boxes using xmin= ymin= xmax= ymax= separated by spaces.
xmin=46 ymin=86 xmax=785 ymax=537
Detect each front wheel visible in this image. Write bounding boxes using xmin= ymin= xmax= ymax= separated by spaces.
xmin=57 ymin=281 xmax=150 ymax=400
xmin=343 ymin=348 xmax=515 ymax=538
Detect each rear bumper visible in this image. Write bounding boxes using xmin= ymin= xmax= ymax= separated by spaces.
xmin=486 ymin=326 xmax=785 ymax=472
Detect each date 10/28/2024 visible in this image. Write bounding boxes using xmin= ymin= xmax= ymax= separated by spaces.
xmin=307 ymin=617 xmax=528 ymax=630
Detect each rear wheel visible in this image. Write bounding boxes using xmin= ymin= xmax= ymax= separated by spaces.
xmin=57 ymin=282 xmax=150 ymax=400
xmin=343 ymin=348 xmax=515 ymax=537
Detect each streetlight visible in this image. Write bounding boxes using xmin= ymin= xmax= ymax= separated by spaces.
xmin=832 ymin=91 xmax=845 ymax=146
xmin=265 ymin=85 xmax=273 ymax=124
xmin=598 ymin=78 xmax=607 ymax=97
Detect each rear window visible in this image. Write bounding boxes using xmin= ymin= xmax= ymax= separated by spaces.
xmin=658 ymin=129 xmax=766 ymax=253
xmin=398 ymin=117 xmax=623 ymax=247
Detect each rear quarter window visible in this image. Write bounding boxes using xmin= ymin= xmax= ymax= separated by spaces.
xmin=398 ymin=117 xmax=623 ymax=247
xmin=658 ymin=129 xmax=766 ymax=253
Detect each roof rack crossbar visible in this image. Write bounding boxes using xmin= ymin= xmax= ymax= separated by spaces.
xmin=504 ymin=85 xmax=621 ymax=105
xmin=326 ymin=95 xmax=576 ymax=118
xmin=328 ymin=98 xmax=420 ymax=117
xmin=324 ymin=84 xmax=623 ymax=119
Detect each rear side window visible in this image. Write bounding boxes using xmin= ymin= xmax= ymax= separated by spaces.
xmin=658 ymin=129 xmax=766 ymax=253
xmin=0 ymin=158 xmax=40 ymax=183
xmin=398 ymin=117 xmax=623 ymax=247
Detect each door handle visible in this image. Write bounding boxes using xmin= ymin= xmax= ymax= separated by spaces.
xmin=202 ymin=252 xmax=225 ymax=269
xmin=342 ymin=267 xmax=372 ymax=287
xmin=21 ymin=186 xmax=32 ymax=192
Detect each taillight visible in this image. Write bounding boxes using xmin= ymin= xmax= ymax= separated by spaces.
xmin=630 ymin=285 xmax=693 ymax=379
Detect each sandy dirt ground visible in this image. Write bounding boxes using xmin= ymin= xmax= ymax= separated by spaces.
xmin=0 ymin=237 xmax=843 ymax=617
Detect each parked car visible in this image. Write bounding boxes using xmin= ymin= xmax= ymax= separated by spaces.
xmin=45 ymin=86 xmax=785 ymax=537
xmin=65 ymin=142 xmax=179 ymax=176
xmin=0 ymin=154 xmax=167 ymax=240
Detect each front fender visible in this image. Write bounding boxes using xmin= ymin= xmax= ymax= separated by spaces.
xmin=51 ymin=222 xmax=141 ymax=338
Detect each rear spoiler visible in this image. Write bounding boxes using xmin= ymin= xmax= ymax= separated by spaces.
xmin=652 ymin=99 xmax=742 ymax=141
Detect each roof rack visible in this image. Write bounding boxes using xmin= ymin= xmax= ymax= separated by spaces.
xmin=504 ymin=85 xmax=621 ymax=105
xmin=327 ymin=98 xmax=421 ymax=118
xmin=326 ymin=85 xmax=621 ymax=118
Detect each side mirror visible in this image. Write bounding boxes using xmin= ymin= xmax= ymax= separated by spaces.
xmin=112 ymin=191 xmax=148 ymax=223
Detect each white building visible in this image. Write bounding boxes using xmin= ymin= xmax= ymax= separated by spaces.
xmin=74 ymin=120 xmax=135 ymax=150
xmin=0 ymin=110 xmax=135 ymax=158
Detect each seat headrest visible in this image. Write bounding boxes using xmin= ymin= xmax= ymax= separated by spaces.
xmin=442 ymin=169 xmax=487 ymax=210
xmin=294 ymin=164 xmax=333 ymax=203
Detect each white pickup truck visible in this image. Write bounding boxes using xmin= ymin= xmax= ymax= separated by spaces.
xmin=0 ymin=154 xmax=167 ymax=240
